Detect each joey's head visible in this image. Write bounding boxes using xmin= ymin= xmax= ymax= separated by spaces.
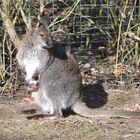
xmin=31 ymin=19 xmax=53 ymax=50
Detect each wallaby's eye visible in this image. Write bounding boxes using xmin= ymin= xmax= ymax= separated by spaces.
xmin=40 ymin=33 xmax=45 ymax=37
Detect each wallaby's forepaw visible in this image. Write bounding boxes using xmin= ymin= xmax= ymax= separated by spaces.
xmin=26 ymin=76 xmax=38 ymax=85
xmin=26 ymin=84 xmax=39 ymax=92
xmin=28 ymin=80 xmax=38 ymax=86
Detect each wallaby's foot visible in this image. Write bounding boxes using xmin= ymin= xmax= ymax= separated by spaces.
xmin=55 ymin=109 xmax=63 ymax=117
xmin=39 ymin=107 xmax=63 ymax=119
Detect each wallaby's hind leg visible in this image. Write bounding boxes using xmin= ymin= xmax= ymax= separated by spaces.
xmin=39 ymin=105 xmax=63 ymax=119
xmin=31 ymin=90 xmax=53 ymax=114
xmin=42 ymin=101 xmax=54 ymax=115
xmin=46 ymin=103 xmax=63 ymax=117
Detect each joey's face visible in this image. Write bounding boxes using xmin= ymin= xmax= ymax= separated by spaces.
xmin=32 ymin=24 xmax=53 ymax=50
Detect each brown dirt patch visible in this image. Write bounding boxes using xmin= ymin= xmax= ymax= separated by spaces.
xmin=0 ymin=86 xmax=140 ymax=140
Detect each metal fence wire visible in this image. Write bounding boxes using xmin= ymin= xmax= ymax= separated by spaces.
xmin=0 ymin=0 xmax=140 ymax=92
xmin=47 ymin=0 xmax=138 ymax=47
xmin=28 ymin=0 xmax=140 ymax=88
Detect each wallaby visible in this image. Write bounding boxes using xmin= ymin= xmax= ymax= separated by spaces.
xmin=16 ymin=18 xmax=53 ymax=88
xmin=17 ymin=18 xmax=140 ymax=119
xmin=35 ymin=47 xmax=140 ymax=119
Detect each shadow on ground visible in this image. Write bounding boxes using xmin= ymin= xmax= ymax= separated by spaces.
xmin=81 ymin=80 xmax=108 ymax=109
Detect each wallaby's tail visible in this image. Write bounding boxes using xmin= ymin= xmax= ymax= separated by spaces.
xmin=72 ymin=101 xmax=140 ymax=119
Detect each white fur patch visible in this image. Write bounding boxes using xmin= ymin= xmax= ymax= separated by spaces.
xmin=22 ymin=47 xmax=41 ymax=84
xmin=24 ymin=57 xmax=39 ymax=84
xmin=42 ymin=89 xmax=54 ymax=114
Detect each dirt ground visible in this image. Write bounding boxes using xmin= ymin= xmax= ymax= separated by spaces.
xmin=0 ymin=84 xmax=140 ymax=140
xmin=0 ymin=51 xmax=140 ymax=140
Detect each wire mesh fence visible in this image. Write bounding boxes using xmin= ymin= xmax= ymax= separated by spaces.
xmin=0 ymin=0 xmax=140 ymax=93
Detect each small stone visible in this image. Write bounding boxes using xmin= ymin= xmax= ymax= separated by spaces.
xmin=90 ymin=68 xmax=98 ymax=75
xmin=83 ymin=63 xmax=91 ymax=69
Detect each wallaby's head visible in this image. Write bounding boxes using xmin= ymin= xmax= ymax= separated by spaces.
xmin=31 ymin=18 xmax=53 ymax=49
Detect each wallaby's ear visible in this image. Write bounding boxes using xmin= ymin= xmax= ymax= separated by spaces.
xmin=38 ymin=16 xmax=50 ymax=30
xmin=31 ymin=17 xmax=45 ymax=29
xmin=31 ymin=17 xmax=39 ymax=29
xmin=33 ymin=18 xmax=48 ymax=31
xmin=39 ymin=15 xmax=50 ymax=27
xmin=31 ymin=15 xmax=50 ymax=30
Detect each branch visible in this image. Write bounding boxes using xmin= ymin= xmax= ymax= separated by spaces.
xmin=0 ymin=0 xmax=21 ymax=48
